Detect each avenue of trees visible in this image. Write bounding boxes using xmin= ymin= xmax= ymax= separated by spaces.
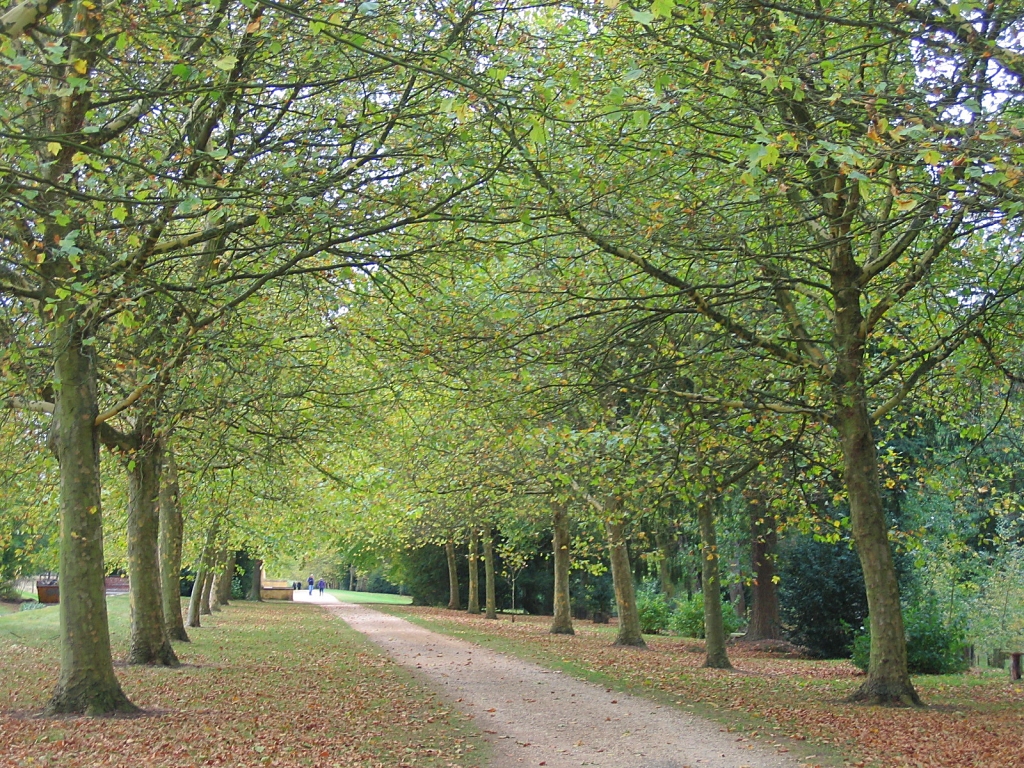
xmin=3 ymin=0 xmax=1024 ymax=715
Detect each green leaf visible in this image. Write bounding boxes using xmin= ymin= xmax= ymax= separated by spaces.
xmin=213 ymin=54 xmax=238 ymax=71
xmin=629 ymin=8 xmax=655 ymax=24
xmin=632 ymin=109 xmax=651 ymax=130
xmin=650 ymin=0 xmax=675 ymax=19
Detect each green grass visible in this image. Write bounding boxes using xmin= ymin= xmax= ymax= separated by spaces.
xmin=328 ymin=589 xmax=412 ymax=605
xmin=1 ymin=595 xmax=485 ymax=768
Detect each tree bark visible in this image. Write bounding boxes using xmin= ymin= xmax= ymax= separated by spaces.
xmin=747 ymin=507 xmax=782 ymax=641
xmin=838 ymin=397 xmax=919 ymax=704
xmin=483 ymin=528 xmax=497 ymax=619
xmin=158 ymin=444 xmax=189 ymax=641
xmin=46 ymin=321 xmax=138 ymax=715
xmin=467 ymin=529 xmax=480 ymax=614
xmin=186 ymin=564 xmax=205 ymax=628
xmin=203 ymin=567 xmax=218 ymax=613
xmin=655 ymin=530 xmax=676 ymax=600
xmin=832 ymin=243 xmax=919 ymax=705
xmin=550 ymin=503 xmax=574 ymax=635
xmin=216 ymin=550 xmax=235 ymax=606
xmin=606 ymin=514 xmax=645 ymax=647
xmin=248 ymin=558 xmax=263 ymax=601
xmin=698 ymin=495 xmax=732 ymax=669
xmin=445 ymin=538 xmax=461 ymax=610
xmin=126 ymin=433 xmax=178 ymax=667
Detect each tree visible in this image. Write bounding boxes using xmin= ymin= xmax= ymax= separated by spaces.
xmin=450 ymin=0 xmax=1024 ymax=703
xmin=0 ymin=0 xmax=504 ymax=712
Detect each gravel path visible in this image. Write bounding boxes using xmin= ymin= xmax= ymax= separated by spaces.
xmin=295 ymin=592 xmax=806 ymax=768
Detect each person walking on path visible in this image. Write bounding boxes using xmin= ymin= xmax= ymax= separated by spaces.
xmin=317 ymin=578 xmax=326 ymax=596
xmin=307 ymin=574 xmax=314 ymax=595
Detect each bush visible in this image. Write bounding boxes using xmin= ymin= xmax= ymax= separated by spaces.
xmin=231 ymin=576 xmax=245 ymax=600
xmin=778 ymin=534 xmax=868 ymax=657
xmin=571 ymin=571 xmax=614 ymax=618
xmin=852 ymin=601 xmax=970 ymax=674
xmin=668 ymin=592 xmax=742 ymax=638
xmin=636 ymin=580 xmax=671 ymax=634
xmin=19 ymin=600 xmax=46 ymax=612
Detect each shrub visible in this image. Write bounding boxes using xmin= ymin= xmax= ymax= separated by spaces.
xmin=852 ymin=600 xmax=970 ymax=674
xmin=571 ymin=571 xmax=614 ymax=618
xmin=19 ymin=600 xmax=46 ymax=612
xmin=636 ymin=580 xmax=671 ymax=634
xmin=778 ymin=534 xmax=868 ymax=657
xmin=668 ymin=592 xmax=742 ymax=638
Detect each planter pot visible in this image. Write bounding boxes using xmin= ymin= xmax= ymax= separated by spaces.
xmin=36 ymin=583 xmax=59 ymax=604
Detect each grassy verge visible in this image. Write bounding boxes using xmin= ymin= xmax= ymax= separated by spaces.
xmin=327 ymin=589 xmax=412 ymax=605
xmin=377 ymin=605 xmax=1024 ymax=768
xmin=0 ymin=597 xmax=485 ymax=768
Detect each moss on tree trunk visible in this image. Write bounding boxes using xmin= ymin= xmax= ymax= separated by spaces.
xmin=698 ymin=496 xmax=732 ymax=669
xmin=606 ymin=516 xmax=645 ymax=648
xmin=446 ymin=538 xmax=461 ymax=610
xmin=158 ymin=445 xmax=189 ymax=642
xmin=126 ymin=437 xmax=178 ymax=667
xmin=550 ymin=503 xmax=574 ymax=635
xmin=467 ymin=530 xmax=480 ymax=614
xmin=483 ymin=530 xmax=497 ymax=619
xmin=47 ymin=321 xmax=137 ymax=715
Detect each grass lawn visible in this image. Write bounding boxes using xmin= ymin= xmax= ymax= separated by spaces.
xmin=327 ymin=589 xmax=412 ymax=605
xmin=380 ymin=605 xmax=1024 ymax=768
xmin=0 ymin=597 xmax=485 ymax=768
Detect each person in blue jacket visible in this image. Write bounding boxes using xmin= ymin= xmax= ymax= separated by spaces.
xmin=307 ymin=574 xmax=314 ymax=594
xmin=317 ymin=578 xmax=326 ymax=596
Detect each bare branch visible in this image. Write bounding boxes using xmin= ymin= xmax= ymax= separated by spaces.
xmin=6 ymin=396 xmax=53 ymax=415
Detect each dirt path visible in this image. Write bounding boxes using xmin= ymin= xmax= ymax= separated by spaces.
xmin=296 ymin=592 xmax=806 ymax=768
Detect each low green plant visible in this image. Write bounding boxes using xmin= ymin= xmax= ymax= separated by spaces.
xmin=668 ymin=592 xmax=742 ymax=638
xmin=852 ymin=600 xmax=969 ymax=674
xmin=636 ymin=580 xmax=671 ymax=634
xmin=18 ymin=600 xmax=47 ymax=612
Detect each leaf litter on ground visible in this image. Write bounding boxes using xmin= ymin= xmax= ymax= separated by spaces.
xmin=0 ymin=598 xmax=485 ymax=768
xmin=382 ymin=606 xmax=1024 ymax=768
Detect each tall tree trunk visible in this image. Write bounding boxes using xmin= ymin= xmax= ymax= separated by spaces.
xmin=186 ymin=568 xmax=205 ymax=628
xmin=655 ymin=530 xmax=676 ymax=600
xmin=467 ymin=530 xmax=480 ymax=614
xmin=698 ymin=495 xmax=732 ymax=669
xmin=216 ymin=550 xmax=235 ymax=606
xmin=483 ymin=529 xmax=497 ymax=619
xmin=833 ymin=252 xmax=919 ymax=705
xmin=606 ymin=515 xmax=645 ymax=648
xmin=126 ymin=434 xmax=178 ymax=667
xmin=158 ymin=444 xmax=189 ymax=641
xmin=203 ymin=568 xmax=218 ymax=613
xmin=838 ymin=398 xmax=919 ymax=704
xmin=187 ymin=524 xmax=218 ymax=628
xmin=747 ymin=508 xmax=781 ymax=641
xmin=248 ymin=558 xmax=263 ymax=601
xmin=729 ymin=559 xmax=746 ymax=619
xmin=47 ymin=322 xmax=138 ymax=715
xmin=445 ymin=538 xmax=461 ymax=610
xmin=550 ymin=503 xmax=574 ymax=635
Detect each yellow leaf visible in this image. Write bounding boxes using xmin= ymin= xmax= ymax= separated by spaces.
xmin=72 ymin=59 xmax=88 ymax=74
xmin=47 ymin=142 xmax=61 ymax=155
